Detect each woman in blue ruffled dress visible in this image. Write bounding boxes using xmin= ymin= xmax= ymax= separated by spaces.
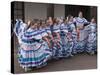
xmin=66 ymin=15 xmax=77 ymax=56
xmin=59 ymin=18 xmax=71 ymax=57
xmin=85 ymin=18 xmax=97 ymax=55
xmin=73 ymin=11 xmax=89 ymax=53
xmin=15 ymin=20 xmax=52 ymax=71
xmin=51 ymin=18 xmax=62 ymax=59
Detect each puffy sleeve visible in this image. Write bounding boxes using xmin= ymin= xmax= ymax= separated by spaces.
xmin=83 ymin=18 xmax=88 ymax=23
xmin=14 ymin=19 xmax=21 ymax=36
xmin=41 ymin=29 xmax=48 ymax=37
xmin=53 ymin=25 xmax=60 ymax=33
xmin=21 ymin=29 xmax=38 ymax=44
xmin=60 ymin=23 xmax=68 ymax=33
xmin=14 ymin=19 xmax=27 ymax=37
xmin=73 ymin=17 xmax=77 ymax=22
xmin=46 ymin=27 xmax=51 ymax=34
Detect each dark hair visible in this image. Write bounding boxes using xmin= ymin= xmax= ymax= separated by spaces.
xmin=91 ymin=17 xmax=96 ymax=23
xmin=53 ymin=18 xmax=57 ymax=24
xmin=28 ymin=19 xmax=39 ymax=28
xmin=39 ymin=19 xmax=42 ymax=26
xmin=64 ymin=18 xmax=68 ymax=24
xmin=67 ymin=15 xmax=73 ymax=22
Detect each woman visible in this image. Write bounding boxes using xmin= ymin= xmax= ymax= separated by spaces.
xmin=14 ymin=19 xmax=28 ymax=44
xmin=51 ymin=18 xmax=63 ymax=59
xmin=18 ymin=20 xmax=52 ymax=71
xmin=66 ymin=15 xmax=77 ymax=56
xmin=85 ymin=18 xmax=97 ymax=55
xmin=39 ymin=20 xmax=52 ymax=59
xmin=45 ymin=18 xmax=54 ymax=49
xmin=74 ymin=11 xmax=89 ymax=53
xmin=59 ymin=18 xmax=70 ymax=57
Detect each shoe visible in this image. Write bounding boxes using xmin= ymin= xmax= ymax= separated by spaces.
xmin=24 ymin=67 xmax=32 ymax=72
xmin=90 ymin=51 xmax=95 ymax=55
xmin=70 ymin=54 xmax=74 ymax=57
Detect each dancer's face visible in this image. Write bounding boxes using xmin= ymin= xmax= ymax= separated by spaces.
xmin=64 ymin=19 xmax=68 ymax=24
xmin=42 ymin=22 xmax=46 ymax=28
xmin=48 ymin=17 xmax=52 ymax=21
xmin=78 ymin=12 xmax=83 ymax=18
xmin=42 ymin=21 xmax=45 ymax=25
xmin=69 ymin=16 xmax=73 ymax=22
xmin=32 ymin=23 xmax=37 ymax=29
xmin=31 ymin=25 xmax=35 ymax=29
xmin=91 ymin=18 xmax=95 ymax=23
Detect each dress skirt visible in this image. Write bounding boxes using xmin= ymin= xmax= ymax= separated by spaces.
xmin=76 ymin=29 xmax=87 ymax=53
xmin=52 ymin=33 xmax=62 ymax=58
xmin=18 ymin=40 xmax=52 ymax=68
xmin=86 ymin=32 xmax=97 ymax=53
xmin=60 ymin=31 xmax=72 ymax=57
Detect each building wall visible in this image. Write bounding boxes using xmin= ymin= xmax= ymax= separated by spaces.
xmin=24 ymin=3 xmax=47 ymax=22
xmin=24 ymin=3 xmax=65 ymax=22
xmin=54 ymin=4 xmax=65 ymax=18
xmin=14 ymin=2 xmax=97 ymax=23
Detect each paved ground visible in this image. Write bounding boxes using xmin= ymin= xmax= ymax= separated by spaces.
xmin=13 ymin=37 xmax=97 ymax=74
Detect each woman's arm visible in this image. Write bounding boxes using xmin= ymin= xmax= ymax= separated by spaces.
xmin=56 ymin=32 xmax=61 ymax=41
xmin=42 ymin=36 xmax=51 ymax=48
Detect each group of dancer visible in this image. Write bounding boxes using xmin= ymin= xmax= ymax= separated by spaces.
xmin=14 ymin=11 xmax=97 ymax=71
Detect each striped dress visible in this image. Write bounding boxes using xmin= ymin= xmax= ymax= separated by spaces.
xmin=46 ymin=26 xmax=52 ymax=34
xmin=74 ymin=17 xmax=88 ymax=53
xmin=39 ymin=27 xmax=52 ymax=59
xmin=45 ymin=25 xmax=54 ymax=52
xmin=52 ymin=24 xmax=62 ymax=58
xmin=18 ymin=27 xmax=52 ymax=69
xmin=59 ymin=23 xmax=70 ymax=57
xmin=85 ymin=23 xmax=97 ymax=53
xmin=66 ymin=22 xmax=76 ymax=56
